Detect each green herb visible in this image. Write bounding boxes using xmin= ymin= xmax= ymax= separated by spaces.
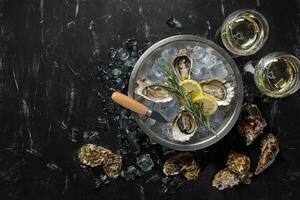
xmin=160 ymin=64 xmax=216 ymax=134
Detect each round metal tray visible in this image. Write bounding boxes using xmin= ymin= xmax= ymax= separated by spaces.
xmin=128 ymin=35 xmax=243 ymax=151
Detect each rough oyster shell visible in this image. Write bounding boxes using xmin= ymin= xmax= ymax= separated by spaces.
xmin=163 ymin=152 xmax=200 ymax=180
xmin=200 ymin=79 xmax=235 ymax=106
xmin=173 ymin=48 xmax=193 ymax=81
xmin=78 ymin=144 xmax=122 ymax=178
xmin=172 ymin=107 xmax=198 ymax=142
xmin=103 ymin=153 xmax=122 ymax=179
xmin=212 ymin=169 xmax=240 ymax=190
xmin=78 ymin=144 xmax=112 ymax=167
xmin=227 ymin=153 xmax=252 ymax=184
xmin=255 ymin=133 xmax=279 ymax=175
xmin=135 ymin=79 xmax=173 ymax=103
xmin=238 ymin=103 xmax=267 ymax=145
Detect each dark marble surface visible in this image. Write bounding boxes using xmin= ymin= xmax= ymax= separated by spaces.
xmin=1 ymin=0 xmax=300 ymax=199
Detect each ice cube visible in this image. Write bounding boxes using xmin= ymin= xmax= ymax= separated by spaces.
xmin=210 ymin=61 xmax=228 ymax=78
xmin=202 ymin=54 xmax=217 ymax=68
xmin=121 ymin=166 xmax=141 ymax=181
xmin=151 ymin=58 xmax=165 ymax=77
xmin=112 ymin=68 xmax=122 ymax=77
xmin=191 ymin=46 xmax=206 ymax=60
xmin=160 ymin=123 xmax=172 ymax=139
xmin=161 ymin=48 xmax=178 ymax=63
xmin=136 ymin=154 xmax=154 ymax=172
xmin=191 ymin=60 xmax=206 ymax=76
xmin=117 ymin=48 xmax=129 ymax=61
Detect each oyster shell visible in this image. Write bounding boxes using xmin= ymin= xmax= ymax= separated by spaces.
xmin=103 ymin=153 xmax=122 ymax=179
xmin=163 ymin=152 xmax=200 ymax=181
xmin=172 ymin=107 xmax=198 ymax=142
xmin=227 ymin=153 xmax=252 ymax=184
xmin=135 ymin=79 xmax=173 ymax=103
xmin=78 ymin=144 xmax=112 ymax=167
xmin=238 ymin=103 xmax=267 ymax=145
xmin=212 ymin=169 xmax=240 ymax=190
xmin=173 ymin=48 xmax=192 ymax=81
xmin=200 ymin=79 xmax=235 ymax=106
xmin=78 ymin=144 xmax=122 ymax=178
xmin=255 ymin=133 xmax=279 ymax=175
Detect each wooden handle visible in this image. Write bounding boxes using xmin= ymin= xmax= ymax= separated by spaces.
xmin=111 ymin=92 xmax=149 ymax=115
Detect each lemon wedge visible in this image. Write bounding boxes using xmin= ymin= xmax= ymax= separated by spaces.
xmin=193 ymin=93 xmax=218 ymax=116
xmin=179 ymin=79 xmax=203 ymax=99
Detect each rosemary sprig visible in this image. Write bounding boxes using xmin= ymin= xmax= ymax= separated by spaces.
xmin=160 ymin=64 xmax=216 ymax=134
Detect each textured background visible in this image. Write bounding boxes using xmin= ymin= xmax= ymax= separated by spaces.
xmin=0 ymin=0 xmax=300 ymax=199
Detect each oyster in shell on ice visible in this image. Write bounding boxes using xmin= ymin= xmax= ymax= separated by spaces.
xmin=227 ymin=153 xmax=252 ymax=184
xmin=200 ymin=79 xmax=235 ymax=106
xmin=238 ymin=103 xmax=267 ymax=145
xmin=163 ymin=152 xmax=200 ymax=180
xmin=172 ymin=107 xmax=198 ymax=142
xmin=135 ymin=79 xmax=173 ymax=103
xmin=173 ymin=48 xmax=193 ymax=81
xmin=255 ymin=133 xmax=279 ymax=175
xmin=212 ymin=169 xmax=240 ymax=190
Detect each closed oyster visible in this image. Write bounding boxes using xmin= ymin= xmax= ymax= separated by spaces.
xmin=173 ymin=48 xmax=192 ymax=81
xmin=172 ymin=107 xmax=198 ymax=142
xmin=200 ymin=79 xmax=235 ymax=106
xmin=238 ymin=103 xmax=267 ymax=145
xmin=255 ymin=133 xmax=279 ymax=175
xmin=78 ymin=144 xmax=122 ymax=178
xmin=78 ymin=144 xmax=112 ymax=167
xmin=103 ymin=153 xmax=122 ymax=179
xmin=212 ymin=169 xmax=240 ymax=190
xmin=227 ymin=153 xmax=252 ymax=184
xmin=163 ymin=152 xmax=200 ymax=180
xmin=135 ymin=79 xmax=173 ymax=103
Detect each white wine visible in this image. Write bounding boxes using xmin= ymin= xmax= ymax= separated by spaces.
xmin=254 ymin=52 xmax=300 ymax=97
xmin=221 ymin=10 xmax=269 ymax=56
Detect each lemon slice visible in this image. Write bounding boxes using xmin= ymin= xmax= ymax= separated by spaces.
xmin=193 ymin=94 xmax=218 ymax=116
xmin=179 ymin=79 xmax=203 ymax=99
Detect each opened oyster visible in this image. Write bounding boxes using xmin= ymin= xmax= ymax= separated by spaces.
xmin=173 ymin=48 xmax=192 ymax=81
xmin=212 ymin=169 xmax=240 ymax=190
xmin=255 ymin=133 xmax=279 ymax=175
xmin=172 ymin=107 xmax=198 ymax=142
xmin=135 ymin=79 xmax=173 ymax=103
xmin=227 ymin=153 xmax=252 ymax=184
xmin=200 ymin=79 xmax=235 ymax=106
xmin=78 ymin=144 xmax=122 ymax=178
xmin=212 ymin=153 xmax=252 ymax=190
xmin=238 ymin=103 xmax=267 ymax=145
xmin=163 ymin=152 xmax=200 ymax=180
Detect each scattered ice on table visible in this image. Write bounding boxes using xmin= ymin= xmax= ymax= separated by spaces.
xmin=166 ymin=17 xmax=183 ymax=29
xmin=117 ymin=48 xmax=130 ymax=61
xmin=161 ymin=176 xmax=186 ymax=193
xmin=121 ymin=166 xmax=142 ymax=181
xmin=112 ymin=68 xmax=122 ymax=77
xmin=161 ymin=48 xmax=178 ymax=63
xmin=243 ymin=61 xmax=255 ymax=74
xmin=136 ymin=154 xmax=154 ymax=172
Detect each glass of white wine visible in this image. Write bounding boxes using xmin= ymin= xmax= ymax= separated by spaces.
xmin=254 ymin=52 xmax=300 ymax=97
xmin=221 ymin=9 xmax=269 ymax=56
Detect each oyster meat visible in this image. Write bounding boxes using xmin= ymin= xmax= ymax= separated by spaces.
xmin=255 ymin=133 xmax=279 ymax=175
xmin=238 ymin=103 xmax=267 ymax=145
xmin=212 ymin=169 xmax=240 ymax=190
xmin=173 ymin=48 xmax=192 ymax=81
xmin=212 ymin=153 xmax=252 ymax=190
xmin=78 ymin=144 xmax=122 ymax=178
xmin=200 ymin=79 xmax=235 ymax=106
xmin=163 ymin=152 xmax=200 ymax=180
xmin=226 ymin=153 xmax=252 ymax=184
xmin=172 ymin=107 xmax=198 ymax=142
xmin=135 ymin=79 xmax=173 ymax=103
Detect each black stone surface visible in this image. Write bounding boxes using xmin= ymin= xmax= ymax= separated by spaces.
xmin=1 ymin=0 xmax=300 ymax=199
